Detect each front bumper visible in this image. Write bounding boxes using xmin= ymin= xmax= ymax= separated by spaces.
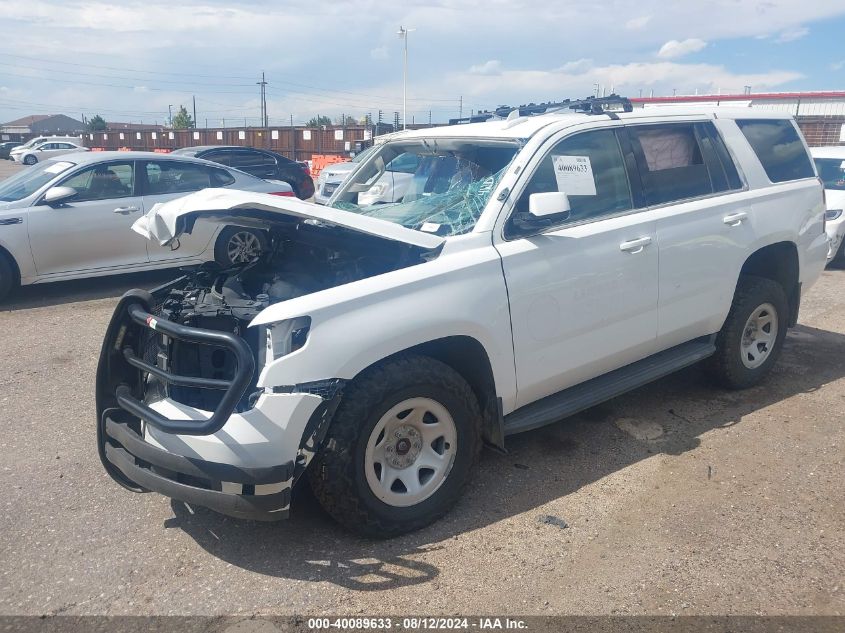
xmin=825 ymin=217 xmax=845 ymax=260
xmin=96 ymin=289 xmax=342 ymax=522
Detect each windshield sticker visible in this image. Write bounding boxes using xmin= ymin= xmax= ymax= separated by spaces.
xmin=44 ymin=161 xmax=74 ymax=175
xmin=420 ymin=222 xmax=441 ymax=233
xmin=552 ymin=155 xmax=596 ymax=196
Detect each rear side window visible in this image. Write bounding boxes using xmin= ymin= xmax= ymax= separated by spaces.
xmin=628 ymin=124 xmax=713 ymax=205
xmin=736 ymin=119 xmax=814 ymax=183
xmin=144 ymin=160 xmax=213 ymax=195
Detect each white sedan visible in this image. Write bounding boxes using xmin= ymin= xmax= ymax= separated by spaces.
xmin=13 ymin=140 xmax=89 ymax=165
xmin=0 ymin=151 xmax=294 ymax=301
xmin=811 ymin=146 xmax=845 ymax=265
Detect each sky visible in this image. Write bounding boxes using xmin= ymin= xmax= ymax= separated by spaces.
xmin=0 ymin=0 xmax=844 ymax=127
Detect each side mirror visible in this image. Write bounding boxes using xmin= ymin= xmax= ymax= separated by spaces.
xmin=528 ymin=191 xmax=571 ymax=219
xmin=43 ymin=186 xmax=77 ymax=205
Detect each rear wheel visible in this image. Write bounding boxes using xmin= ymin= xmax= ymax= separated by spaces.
xmin=0 ymin=254 xmax=17 ymax=302
xmin=705 ymin=276 xmax=788 ymax=389
xmin=213 ymin=227 xmax=268 ymax=266
xmin=309 ymin=356 xmax=482 ymax=538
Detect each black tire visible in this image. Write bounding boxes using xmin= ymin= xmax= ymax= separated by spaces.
xmin=830 ymin=239 xmax=845 ymax=268
xmin=705 ymin=275 xmax=789 ymax=390
xmin=0 ymin=253 xmax=15 ymax=302
xmin=23 ymin=155 xmax=37 ymax=166
xmin=213 ymin=226 xmax=268 ymax=266
xmin=309 ymin=355 xmax=482 ymax=538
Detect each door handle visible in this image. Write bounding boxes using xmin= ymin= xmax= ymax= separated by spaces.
xmin=114 ymin=206 xmax=140 ymax=215
xmin=619 ymin=236 xmax=652 ymax=254
xmin=723 ymin=211 xmax=748 ymax=227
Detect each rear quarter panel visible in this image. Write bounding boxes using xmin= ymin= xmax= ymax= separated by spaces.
xmin=716 ymin=117 xmax=827 ymax=296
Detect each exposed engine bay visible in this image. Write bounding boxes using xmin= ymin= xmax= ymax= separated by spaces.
xmin=143 ymin=218 xmax=437 ymax=412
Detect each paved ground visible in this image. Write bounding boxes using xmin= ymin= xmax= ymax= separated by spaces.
xmin=0 ymin=158 xmax=24 ymax=179
xmin=0 ymin=157 xmax=842 ymax=615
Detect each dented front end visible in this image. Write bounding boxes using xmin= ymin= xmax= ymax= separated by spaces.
xmin=95 ymin=286 xmax=342 ymax=521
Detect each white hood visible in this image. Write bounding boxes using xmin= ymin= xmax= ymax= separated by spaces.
xmin=131 ymin=188 xmax=444 ymax=250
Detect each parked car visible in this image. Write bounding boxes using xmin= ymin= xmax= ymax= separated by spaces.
xmin=0 ymin=151 xmax=294 ymax=301
xmin=313 ymin=150 xmax=368 ymax=204
xmin=10 ymin=136 xmax=82 ymax=161
xmin=13 ymin=141 xmax=89 ymax=165
xmin=96 ymin=102 xmax=827 ymax=537
xmin=810 ymin=146 xmax=845 ymax=265
xmin=314 ymin=147 xmax=418 ymax=206
xmin=171 ymin=146 xmax=314 ymax=200
xmin=0 ymin=142 xmax=23 ymax=160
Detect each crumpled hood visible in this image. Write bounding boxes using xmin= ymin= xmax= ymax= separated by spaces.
xmin=131 ymin=188 xmax=444 ymax=250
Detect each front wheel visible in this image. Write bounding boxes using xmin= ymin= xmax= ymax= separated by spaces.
xmin=705 ymin=275 xmax=788 ymax=389
xmin=23 ymin=154 xmax=37 ymax=165
xmin=213 ymin=227 xmax=268 ymax=266
xmin=309 ymin=356 xmax=482 ymax=538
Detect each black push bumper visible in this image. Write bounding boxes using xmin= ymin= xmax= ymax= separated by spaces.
xmin=96 ymin=289 xmax=294 ymax=522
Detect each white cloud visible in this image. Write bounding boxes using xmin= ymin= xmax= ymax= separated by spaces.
xmin=625 ymin=15 xmax=651 ymax=30
xmin=831 ymin=60 xmax=845 ymax=71
xmin=775 ymin=26 xmax=809 ymax=42
xmin=433 ymin=61 xmax=803 ymax=106
xmin=468 ymin=60 xmax=503 ymax=76
xmin=0 ymin=0 xmax=841 ymax=124
xmin=657 ymin=38 xmax=707 ymax=59
xmin=370 ymin=46 xmax=388 ymax=60
xmin=556 ymin=59 xmax=593 ymax=74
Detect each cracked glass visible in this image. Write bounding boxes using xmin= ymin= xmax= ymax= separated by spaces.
xmin=332 ymin=139 xmax=519 ymax=236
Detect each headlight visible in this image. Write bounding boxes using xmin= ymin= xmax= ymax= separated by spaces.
xmin=825 ymin=209 xmax=843 ymax=221
xmin=265 ymin=317 xmax=311 ymax=360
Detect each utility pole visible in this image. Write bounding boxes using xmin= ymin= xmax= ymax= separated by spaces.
xmin=397 ymin=26 xmax=415 ymax=130
xmin=428 ymin=110 xmax=432 ymax=127
xmin=168 ymin=105 xmax=173 ymax=127
xmin=192 ymin=95 xmax=197 ymax=129
xmin=257 ymin=72 xmax=268 ymax=128
xmin=459 ymin=96 xmax=462 ymax=120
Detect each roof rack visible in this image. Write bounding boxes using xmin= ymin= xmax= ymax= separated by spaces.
xmin=448 ymin=94 xmax=633 ymax=125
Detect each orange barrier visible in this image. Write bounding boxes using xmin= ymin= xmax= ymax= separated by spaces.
xmin=310 ymin=154 xmax=348 ymax=179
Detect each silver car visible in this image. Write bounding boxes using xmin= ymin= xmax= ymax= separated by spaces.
xmin=0 ymin=151 xmax=293 ymax=301
xmin=13 ymin=140 xmax=89 ymax=165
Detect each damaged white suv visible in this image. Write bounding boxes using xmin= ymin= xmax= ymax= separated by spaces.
xmin=97 ymin=98 xmax=828 ymax=536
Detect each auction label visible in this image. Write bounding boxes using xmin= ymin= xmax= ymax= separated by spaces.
xmin=552 ymin=154 xmax=596 ymax=195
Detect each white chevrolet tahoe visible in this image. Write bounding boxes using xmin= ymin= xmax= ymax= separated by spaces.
xmin=96 ymin=98 xmax=829 ymax=537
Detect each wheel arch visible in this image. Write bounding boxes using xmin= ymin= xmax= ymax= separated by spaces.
xmin=0 ymin=243 xmax=21 ymax=286
xmin=351 ymin=335 xmax=504 ymax=450
xmin=737 ymin=241 xmax=800 ymax=327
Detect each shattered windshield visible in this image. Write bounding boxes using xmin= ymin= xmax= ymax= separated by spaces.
xmin=331 ymin=139 xmax=518 ymax=236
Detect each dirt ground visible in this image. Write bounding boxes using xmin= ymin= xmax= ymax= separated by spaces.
xmin=0 ymin=156 xmax=842 ymax=616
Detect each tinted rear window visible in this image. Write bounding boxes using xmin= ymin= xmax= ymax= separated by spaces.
xmin=736 ymin=119 xmax=814 ymax=183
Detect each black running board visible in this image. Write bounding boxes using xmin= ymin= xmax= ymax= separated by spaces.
xmin=503 ymin=337 xmax=716 ymax=436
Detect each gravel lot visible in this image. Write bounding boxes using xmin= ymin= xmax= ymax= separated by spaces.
xmin=0 ymin=156 xmax=842 ymax=616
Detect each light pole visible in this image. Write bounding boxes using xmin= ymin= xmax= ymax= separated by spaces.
xmin=397 ymin=26 xmax=415 ymax=130
xmin=168 ymin=104 xmax=173 ymax=127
